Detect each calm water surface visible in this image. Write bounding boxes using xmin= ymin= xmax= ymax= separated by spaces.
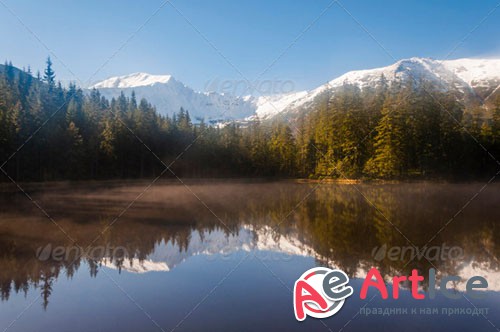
xmin=0 ymin=181 xmax=498 ymax=331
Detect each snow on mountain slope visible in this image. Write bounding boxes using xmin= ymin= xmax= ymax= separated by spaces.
xmin=324 ymin=57 xmax=500 ymax=91
xmin=251 ymin=91 xmax=308 ymax=119
xmin=278 ymin=57 xmax=500 ymax=114
xmin=89 ymin=58 xmax=500 ymax=122
xmin=90 ymin=73 xmax=258 ymax=122
xmin=102 ymin=258 xmax=169 ymax=273
xmin=441 ymin=58 xmax=500 ymax=87
xmin=93 ymin=72 xmax=172 ymax=88
xmin=330 ymin=57 xmax=449 ymax=88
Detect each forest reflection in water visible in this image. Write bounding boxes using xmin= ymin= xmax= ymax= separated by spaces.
xmin=0 ymin=180 xmax=498 ymax=310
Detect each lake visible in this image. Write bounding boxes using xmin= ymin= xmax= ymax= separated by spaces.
xmin=0 ymin=180 xmax=498 ymax=331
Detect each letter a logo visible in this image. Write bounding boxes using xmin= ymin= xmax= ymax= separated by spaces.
xmin=294 ymin=267 xmax=353 ymax=321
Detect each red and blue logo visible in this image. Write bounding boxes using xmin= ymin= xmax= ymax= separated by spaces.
xmin=293 ymin=267 xmax=353 ymax=321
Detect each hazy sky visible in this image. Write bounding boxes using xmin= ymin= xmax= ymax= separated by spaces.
xmin=1 ymin=0 xmax=499 ymax=92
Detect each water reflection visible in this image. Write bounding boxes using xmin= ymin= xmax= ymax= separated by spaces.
xmin=0 ymin=181 xmax=498 ymax=311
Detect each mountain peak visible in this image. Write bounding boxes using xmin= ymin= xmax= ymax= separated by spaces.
xmin=324 ymin=57 xmax=500 ymax=90
xmin=91 ymin=72 xmax=173 ymax=89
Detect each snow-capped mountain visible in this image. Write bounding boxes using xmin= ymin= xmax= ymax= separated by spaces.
xmin=91 ymin=73 xmax=258 ymax=123
xmin=275 ymin=57 xmax=500 ymax=117
xmin=89 ymin=57 xmax=500 ymax=122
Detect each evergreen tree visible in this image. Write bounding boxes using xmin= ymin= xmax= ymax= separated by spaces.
xmin=43 ymin=57 xmax=56 ymax=89
xmin=364 ymin=99 xmax=406 ymax=178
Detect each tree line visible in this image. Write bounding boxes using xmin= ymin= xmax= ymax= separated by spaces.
xmin=0 ymin=58 xmax=499 ymax=181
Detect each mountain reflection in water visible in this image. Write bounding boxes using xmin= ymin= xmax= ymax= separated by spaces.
xmin=0 ymin=181 xmax=498 ymax=331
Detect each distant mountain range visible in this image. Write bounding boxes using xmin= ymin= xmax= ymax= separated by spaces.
xmin=90 ymin=57 xmax=500 ymax=123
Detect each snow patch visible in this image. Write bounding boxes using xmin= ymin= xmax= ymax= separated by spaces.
xmin=92 ymin=72 xmax=172 ymax=89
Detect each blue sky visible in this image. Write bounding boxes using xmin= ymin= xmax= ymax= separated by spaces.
xmin=1 ymin=0 xmax=499 ymax=92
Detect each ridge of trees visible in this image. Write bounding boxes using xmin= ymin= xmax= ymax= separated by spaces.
xmin=0 ymin=58 xmax=499 ymax=181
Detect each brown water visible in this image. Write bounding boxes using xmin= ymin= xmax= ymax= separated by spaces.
xmin=0 ymin=180 xmax=498 ymax=331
